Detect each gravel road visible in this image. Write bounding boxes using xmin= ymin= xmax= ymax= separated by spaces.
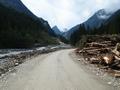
xmin=0 ymin=49 xmax=118 ymax=90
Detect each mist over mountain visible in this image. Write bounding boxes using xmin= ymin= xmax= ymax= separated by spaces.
xmin=68 ymin=9 xmax=120 ymax=45
xmin=84 ymin=9 xmax=113 ymax=29
xmin=64 ymin=9 xmax=114 ymax=40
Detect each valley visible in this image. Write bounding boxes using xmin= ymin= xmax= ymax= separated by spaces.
xmin=0 ymin=0 xmax=120 ymax=90
xmin=0 ymin=49 xmax=119 ymax=90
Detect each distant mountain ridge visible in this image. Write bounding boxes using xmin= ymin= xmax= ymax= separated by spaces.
xmin=84 ymin=9 xmax=113 ymax=29
xmin=69 ymin=9 xmax=120 ymax=45
xmin=52 ymin=26 xmax=63 ymax=36
xmin=64 ymin=9 xmax=114 ymax=40
xmin=63 ymin=25 xmax=80 ymax=40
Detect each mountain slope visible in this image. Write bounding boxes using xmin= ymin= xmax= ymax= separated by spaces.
xmin=0 ymin=2 xmax=58 ymax=48
xmin=0 ymin=0 xmax=54 ymax=35
xmin=101 ymin=9 xmax=120 ymax=34
xmin=69 ymin=9 xmax=120 ymax=45
xmin=64 ymin=9 xmax=113 ymax=40
xmin=63 ymin=25 xmax=80 ymax=40
xmin=0 ymin=0 xmax=35 ymax=17
xmin=52 ymin=26 xmax=63 ymax=36
xmin=84 ymin=9 xmax=113 ymax=29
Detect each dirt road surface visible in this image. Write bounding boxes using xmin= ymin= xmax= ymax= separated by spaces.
xmin=0 ymin=49 xmax=118 ymax=90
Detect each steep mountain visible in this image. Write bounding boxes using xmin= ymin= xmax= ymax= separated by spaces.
xmin=0 ymin=0 xmax=54 ymax=35
xmin=63 ymin=25 xmax=80 ymax=40
xmin=64 ymin=9 xmax=113 ymax=40
xmin=0 ymin=0 xmax=34 ymax=17
xmin=69 ymin=9 xmax=120 ymax=45
xmin=101 ymin=9 xmax=120 ymax=34
xmin=52 ymin=26 xmax=63 ymax=36
xmin=0 ymin=1 xmax=58 ymax=48
xmin=107 ymin=10 xmax=120 ymax=23
xmin=84 ymin=9 xmax=113 ymax=29
xmin=51 ymin=26 xmax=69 ymax=44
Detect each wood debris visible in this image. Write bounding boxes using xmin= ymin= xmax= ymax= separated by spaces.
xmin=75 ymin=35 xmax=120 ymax=77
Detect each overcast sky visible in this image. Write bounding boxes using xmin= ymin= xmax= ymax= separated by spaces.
xmin=21 ymin=0 xmax=120 ymax=31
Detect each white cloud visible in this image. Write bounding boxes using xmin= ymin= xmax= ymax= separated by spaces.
xmin=96 ymin=0 xmax=104 ymax=4
xmin=21 ymin=0 xmax=120 ymax=31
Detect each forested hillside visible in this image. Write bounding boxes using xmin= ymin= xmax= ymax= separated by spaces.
xmin=70 ymin=10 xmax=120 ymax=46
xmin=0 ymin=3 xmax=58 ymax=48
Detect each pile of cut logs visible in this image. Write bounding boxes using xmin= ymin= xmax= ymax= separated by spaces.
xmin=75 ymin=35 xmax=120 ymax=77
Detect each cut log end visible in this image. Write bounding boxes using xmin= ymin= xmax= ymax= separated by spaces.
xmin=102 ymin=55 xmax=115 ymax=65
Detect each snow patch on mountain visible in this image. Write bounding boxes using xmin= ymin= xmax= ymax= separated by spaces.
xmin=96 ymin=9 xmax=112 ymax=19
xmin=84 ymin=9 xmax=113 ymax=29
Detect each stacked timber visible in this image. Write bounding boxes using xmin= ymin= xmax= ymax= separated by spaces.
xmin=75 ymin=35 xmax=120 ymax=77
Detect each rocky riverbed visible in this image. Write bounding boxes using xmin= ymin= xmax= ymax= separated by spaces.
xmin=0 ymin=45 xmax=71 ymax=77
